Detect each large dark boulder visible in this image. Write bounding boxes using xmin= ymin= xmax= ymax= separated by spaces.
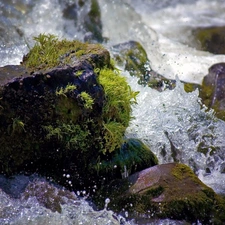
xmin=0 ymin=34 xmax=138 ymax=190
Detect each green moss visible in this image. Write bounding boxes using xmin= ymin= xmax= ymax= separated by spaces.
xmin=44 ymin=121 xmax=91 ymax=152
xmin=144 ymin=186 xmax=164 ymax=197
xmin=199 ymin=81 xmax=225 ymax=120
xmin=172 ymin=163 xmax=200 ymax=183
xmin=194 ymin=26 xmax=225 ymax=54
xmin=56 ymin=83 xmax=76 ymax=97
xmin=22 ymin=33 xmax=105 ymax=71
xmin=102 ymin=121 xmax=125 ymax=154
xmin=97 ymin=68 xmax=139 ymax=153
xmin=55 ymin=97 xmax=81 ymax=123
xmin=183 ymin=82 xmax=200 ymax=93
xmin=80 ymin=91 xmax=94 ymax=109
xmin=7 ymin=117 xmax=25 ymax=135
xmin=98 ymin=68 xmax=138 ymax=125
xmin=75 ymin=70 xmax=84 ymax=77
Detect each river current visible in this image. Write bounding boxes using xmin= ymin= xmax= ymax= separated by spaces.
xmin=0 ymin=0 xmax=225 ymax=224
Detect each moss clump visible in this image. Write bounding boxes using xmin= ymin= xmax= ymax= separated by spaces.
xmin=7 ymin=117 xmax=25 ymax=135
xmin=199 ymin=72 xmax=225 ymax=121
xmin=44 ymin=121 xmax=91 ymax=152
xmin=112 ymin=41 xmax=148 ymax=78
xmin=80 ymin=91 xmax=94 ymax=109
xmin=56 ymin=83 xmax=77 ymax=97
xmin=22 ymin=33 xmax=105 ymax=71
xmin=97 ymin=68 xmax=139 ymax=153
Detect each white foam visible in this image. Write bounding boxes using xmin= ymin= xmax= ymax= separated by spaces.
xmin=101 ymin=0 xmax=225 ymax=84
xmin=123 ymin=70 xmax=225 ymax=193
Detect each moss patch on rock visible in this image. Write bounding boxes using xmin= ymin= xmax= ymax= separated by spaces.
xmin=22 ymin=33 xmax=107 ymax=72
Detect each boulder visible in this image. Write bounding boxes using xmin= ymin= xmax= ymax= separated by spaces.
xmin=199 ymin=62 xmax=225 ymax=120
xmin=193 ymin=26 xmax=225 ymax=54
xmin=95 ymin=163 xmax=225 ymax=224
xmin=0 ymin=34 xmax=138 ymax=190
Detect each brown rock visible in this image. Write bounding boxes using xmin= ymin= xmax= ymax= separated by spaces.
xmin=96 ymin=163 xmax=225 ymax=224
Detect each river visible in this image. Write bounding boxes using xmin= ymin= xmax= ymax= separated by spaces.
xmin=0 ymin=0 xmax=225 ymax=224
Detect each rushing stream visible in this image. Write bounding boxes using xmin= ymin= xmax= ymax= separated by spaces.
xmin=1 ymin=0 xmax=225 ymax=224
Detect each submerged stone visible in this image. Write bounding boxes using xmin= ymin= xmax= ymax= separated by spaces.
xmin=22 ymin=179 xmax=78 ymax=213
xmin=95 ymin=163 xmax=225 ymax=224
xmin=61 ymin=0 xmax=104 ymax=43
xmin=193 ymin=26 xmax=225 ymax=54
xmin=111 ymin=40 xmax=176 ymax=91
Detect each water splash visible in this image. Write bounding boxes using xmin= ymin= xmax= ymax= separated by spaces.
xmin=124 ymin=71 xmax=225 ymax=193
xmin=0 ymin=176 xmax=133 ymax=225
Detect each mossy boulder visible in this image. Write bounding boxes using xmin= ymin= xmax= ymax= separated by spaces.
xmin=193 ymin=26 xmax=225 ymax=54
xmin=199 ymin=62 xmax=225 ymax=120
xmin=111 ymin=40 xmax=176 ymax=91
xmin=0 ymin=34 xmax=138 ymax=189
xmin=94 ymin=163 xmax=225 ymax=224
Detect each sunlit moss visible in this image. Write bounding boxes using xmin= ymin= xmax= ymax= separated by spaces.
xmin=80 ymin=91 xmax=94 ymax=109
xmin=56 ymin=83 xmax=76 ymax=97
xmin=97 ymin=68 xmax=139 ymax=153
xmin=22 ymin=33 xmax=105 ymax=71
xmin=98 ymin=68 xmax=138 ymax=125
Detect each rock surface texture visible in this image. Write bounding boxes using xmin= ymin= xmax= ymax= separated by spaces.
xmin=95 ymin=163 xmax=225 ymax=224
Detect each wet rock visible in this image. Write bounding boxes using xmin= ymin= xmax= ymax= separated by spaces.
xmin=199 ymin=62 xmax=225 ymax=120
xmin=95 ymin=138 xmax=158 ymax=181
xmin=22 ymin=179 xmax=78 ymax=213
xmin=95 ymin=163 xmax=225 ymax=224
xmin=0 ymin=34 xmax=138 ymax=191
xmin=111 ymin=41 xmax=176 ymax=91
xmin=193 ymin=26 xmax=225 ymax=54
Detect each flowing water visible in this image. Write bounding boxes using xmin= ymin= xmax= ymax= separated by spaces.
xmin=1 ymin=0 xmax=225 ymax=224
